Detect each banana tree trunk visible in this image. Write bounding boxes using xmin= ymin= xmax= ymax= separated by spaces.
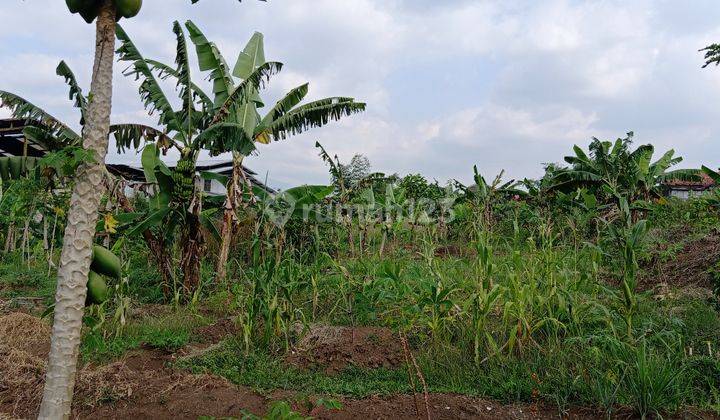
xmin=216 ymin=153 xmax=244 ymax=281
xmin=39 ymin=3 xmax=116 ymax=418
xmin=4 ymin=222 xmax=14 ymax=252
xmin=180 ymin=211 xmax=204 ymax=298
xmin=109 ymin=176 xmax=174 ymax=298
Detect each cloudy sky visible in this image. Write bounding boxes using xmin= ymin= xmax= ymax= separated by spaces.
xmin=2 ymin=0 xmax=720 ymax=189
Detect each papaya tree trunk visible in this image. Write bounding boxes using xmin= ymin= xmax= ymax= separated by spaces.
xmin=39 ymin=3 xmax=116 ymax=418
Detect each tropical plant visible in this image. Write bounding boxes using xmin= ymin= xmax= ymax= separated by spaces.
xmin=19 ymin=1 xmax=136 ymax=417
xmin=454 ymin=166 xmax=519 ymax=230
xmin=112 ymin=21 xmax=365 ymax=284
xmin=550 ymin=133 xmax=698 ymax=216
xmin=24 ymin=1 xmax=268 ymax=416
xmin=700 ymin=43 xmax=720 ymax=68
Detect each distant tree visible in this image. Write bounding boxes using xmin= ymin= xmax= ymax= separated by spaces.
xmin=339 ymin=154 xmax=371 ymax=188
xmin=399 ymin=173 xmax=443 ymax=202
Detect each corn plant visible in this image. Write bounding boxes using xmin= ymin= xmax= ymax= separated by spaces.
xmin=606 ymin=197 xmax=649 ymax=339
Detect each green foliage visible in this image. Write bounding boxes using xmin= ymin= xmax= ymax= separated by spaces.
xmin=80 ymin=310 xmax=207 ymax=363
xmin=38 ymin=146 xmax=96 ymax=179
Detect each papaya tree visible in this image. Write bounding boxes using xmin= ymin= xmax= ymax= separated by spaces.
xmin=38 ymin=2 xmax=123 ymax=418
xmin=5 ymin=1 xmax=260 ymax=418
xmin=112 ymin=21 xmax=365 ymax=283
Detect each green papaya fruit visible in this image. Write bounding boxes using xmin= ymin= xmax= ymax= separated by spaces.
xmin=115 ymin=0 xmax=142 ymax=19
xmin=91 ymin=244 xmax=122 ymax=279
xmin=78 ymin=0 xmax=101 ymax=24
xmin=66 ymin=0 xmax=82 ymax=13
xmin=86 ymin=271 xmax=108 ymax=305
xmin=8 ymin=156 xmax=22 ymax=179
xmin=0 ymin=158 xmax=9 ymax=182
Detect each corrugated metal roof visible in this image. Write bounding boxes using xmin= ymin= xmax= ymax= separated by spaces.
xmin=664 ymin=172 xmax=716 ymax=189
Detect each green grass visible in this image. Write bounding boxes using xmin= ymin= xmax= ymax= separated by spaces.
xmin=179 ymin=338 xmax=410 ymax=397
xmin=0 ymin=251 xmax=56 ymax=301
xmin=177 ymin=290 xmax=720 ymax=416
xmin=81 ymin=309 xmax=211 ymax=363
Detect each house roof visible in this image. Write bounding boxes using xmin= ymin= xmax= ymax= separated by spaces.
xmin=110 ymin=161 xmax=274 ymax=193
xmin=663 ymin=172 xmax=716 ymax=189
xmin=0 ymin=118 xmax=274 ymax=193
xmin=0 ymin=118 xmax=48 ymax=157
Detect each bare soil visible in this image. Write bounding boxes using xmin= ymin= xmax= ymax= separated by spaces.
xmin=287 ymin=324 xmax=404 ymax=374
xmin=194 ymin=317 xmax=239 ymax=344
xmin=642 ymin=233 xmax=720 ymax=290
xmin=2 ymin=312 xmax=718 ymax=419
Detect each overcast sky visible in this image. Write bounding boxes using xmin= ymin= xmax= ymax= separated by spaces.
xmin=2 ymin=0 xmax=720 ymax=189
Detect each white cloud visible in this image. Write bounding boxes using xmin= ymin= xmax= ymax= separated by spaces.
xmin=1 ymin=0 xmax=720 ymax=190
xmin=446 ymin=104 xmax=598 ymax=146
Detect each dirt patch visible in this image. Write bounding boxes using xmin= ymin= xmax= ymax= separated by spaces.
xmin=0 ymin=345 xmax=137 ymax=419
xmin=642 ymin=233 xmax=720 ymax=290
xmin=287 ymin=325 xmax=403 ymax=374
xmin=317 ymin=394 xmax=608 ymax=419
xmin=122 ymin=347 xmax=174 ymax=372
xmin=0 ymin=312 xmax=50 ymax=358
xmin=78 ymin=359 xmax=269 ymax=420
xmin=435 ymin=244 xmax=468 ymax=258
xmin=0 ymin=312 xmax=268 ymax=420
xmin=194 ymin=317 xmax=238 ymax=344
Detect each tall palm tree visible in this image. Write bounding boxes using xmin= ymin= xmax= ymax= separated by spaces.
xmin=112 ymin=21 xmax=365 ymax=287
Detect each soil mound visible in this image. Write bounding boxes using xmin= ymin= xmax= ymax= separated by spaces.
xmin=287 ymin=325 xmax=403 ymax=374
xmin=195 ymin=317 xmax=239 ymax=344
xmin=0 ymin=345 xmax=139 ymax=419
xmin=0 ymin=312 xmax=50 ymax=358
xmin=643 ymin=233 xmax=720 ymax=290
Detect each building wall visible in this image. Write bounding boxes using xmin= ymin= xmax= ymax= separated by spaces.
xmin=200 ymin=178 xmax=227 ymax=196
xmin=668 ymin=188 xmax=709 ymax=200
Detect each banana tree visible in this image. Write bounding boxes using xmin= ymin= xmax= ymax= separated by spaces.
xmin=117 ymin=21 xmax=365 ymax=281
xmin=701 ymin=43 xmax=720 ymax=68
xmin=454 ymin=166 xmax=519 ymax=231
xmin=701 ymin=166 xmax=720 ymax=209
xmin=702 ymin=166 xmax=720 ymax=183
xmin=191 ymin=25 xmax=365 ymax=279
xmin=550 ymin=134 xmax=698 ymax=216
xmin=111 ymin=20 xmax=283 ymax=294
